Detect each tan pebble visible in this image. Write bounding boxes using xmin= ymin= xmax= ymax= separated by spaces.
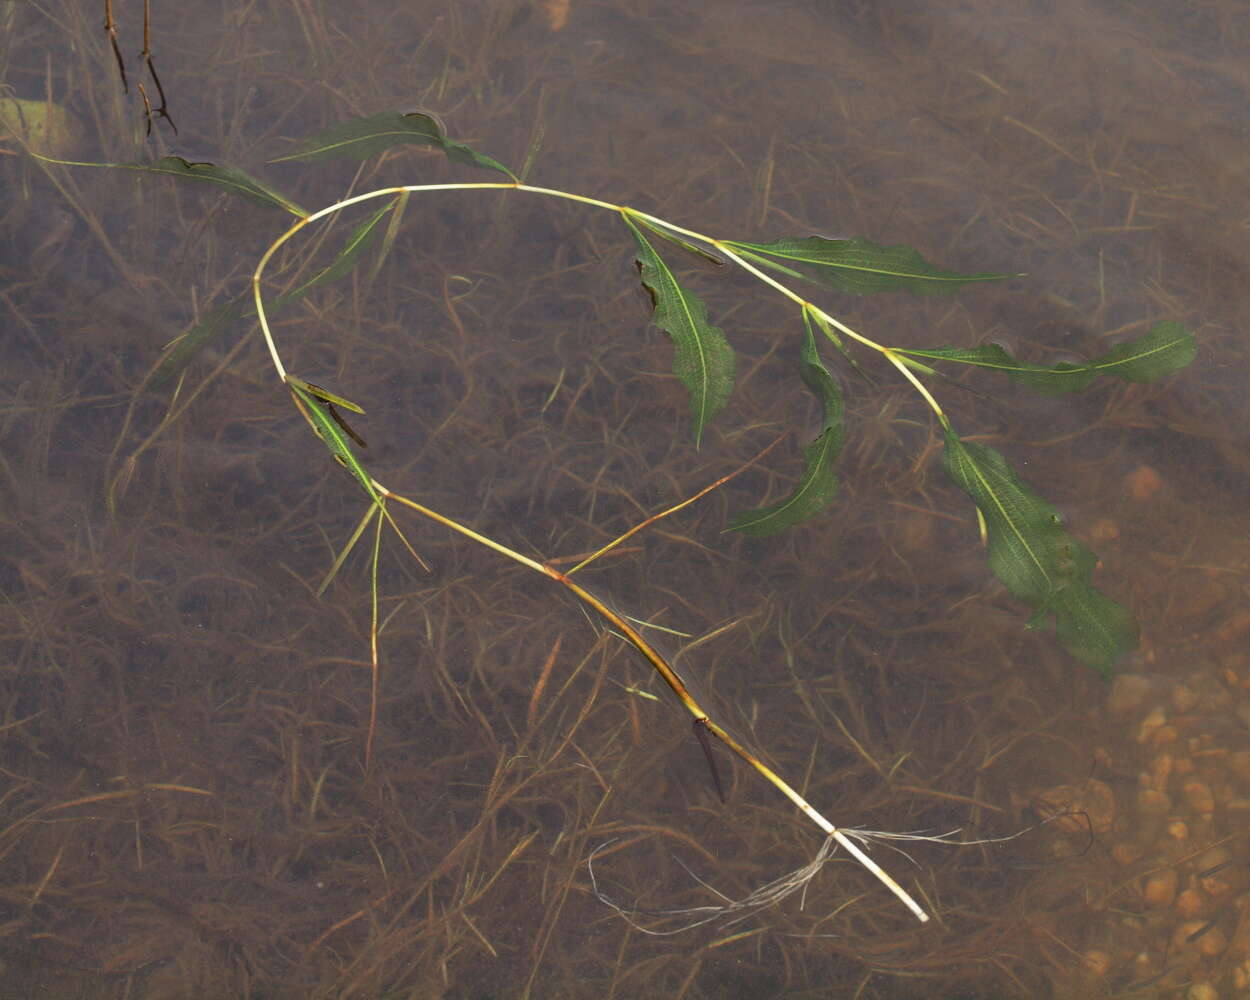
xmin=1089 ymin=518 xmax=1120 ymax=542
xmin=1151 ymin=725 xmax=1179 ymax=746
xmin=1137 ymin=706 xmax=1167 ymax=742
xmin=1149 ymin=753 xmax=1174 ymax=791
xmin=1218 ymin=611 xmax=1250 ymax=643
xmin=1183 ymin=781 xmax=1216 ymax=816
xmin=1171 ymin=684 xmax=1198 ymax=713
xmin=1137 ymin=788 xmax=1172 ymax=817
xmin=1112 ymin=842 xmax=1143 ymax=865
xmin=1194 ymin=847 xmax=1231 ymax=871
xmin=1125 ymin=464 xmax=1164 ymax=500
xmin=1166 ymin=819 xmax=1189 ymax=842
xmin=1035 ymin=779 xmax=1116 ymax=834
xmin=1176 ymin=887 xmax=1207 ymax=919
xmin=1187 ymin=983 xmax=1220 ymax=1000
xmin=1081 ymin=948 xmax=1113 ymax=977
xmin=1144 ymin=868 xmax=1179 ymax=907
xmin=1175 ymin=756 xmax=1196 ymax=776
xmin=1173 ymin=920 xmax=1227 ymax=958
xmin=1195 ymin=928 xmax=1228 ymax=959
xmin=1108 ymin=673 xmax=1154 ymax=714
xmin=1229 ymin=751 xmax=1250 ymax=782
xmin=1201 ymin=875 xmax=1233 ymax=898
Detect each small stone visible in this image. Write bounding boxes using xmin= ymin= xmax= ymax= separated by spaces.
xmin=1171 ymin=684 xmax=1198 ymax=713
xmin=1137 ymin=788 xmax=1172 ymax=817
xmin=1143 ymin=868 xmax=1179 ymax=907
xmin=1183 ymin=781 xmax=1216 ymax=816
xmin=1112 ymin=842 xmax=1142 ymax=865
xmin=1034 ymin=779 xmax=1116 ymax=834
xmin=1149 ymin=753 xmax=1174 ymax=791
xmin=1229 ymin=751 xmax=1250 ymax=783
xmin=1218 ymin=611 xmax=1250 ymax=643
xmin=1176 ymin=887 xmax=1207 ymax=919
xmin=1125 ymin=464 xmax=1164 ymax=501
xmin=1187 ymin=983 xmax=1220 ymax=1000
xmin=1137 ymin=706 xmax=1167 ymax=742
xmin=1173 ymin=920 xmax=1226 ymax=958
xmin=1080 ymin=949 xmax=1113 ymax=977
xmin=1166 ymin=819 xmax=1189 ymax=842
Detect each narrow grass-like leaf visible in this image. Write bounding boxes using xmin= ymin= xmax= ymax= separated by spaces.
xmin=725 ymin=236 xmax=1012 ymax=295
xmin=367 ymin=191 xmax=410 ymax=284
xmin=290 ymin=377 xmax=365 ymax=414
xmin=317 ymin=500 xmax=383 ymax=598
xmin=941 ymin=426 xmax=1137 ymax=674
xmin=271 ymin=111 xmax=516 ymax=180
xmin=120 ymin=156 xmax=308 ymax=216
xmin=148 ymin=295 xmax=251 ymax=387
xmin=896 ymin=322 xmax=1196 ymax=395
xmin=623 ymin=212 xmax=735 ymax=446
xmin=273 ymin=202 xmax=393 ymax=307
xmin=633 ymin=216 xmax=725 ymax=267
xmin=730 ymin=311 xmax=843 ymax=535
xmin=148 ymin=207 xmax=395 ymax=386
xmin=289 ymin=377 xmax=378 ymax=500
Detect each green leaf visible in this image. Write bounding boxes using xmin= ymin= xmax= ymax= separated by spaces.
xmin=148 ymin=295 xmax=251 ymax=387
xmin=120 ymin=156 xmax=308 ymax=217
xmin=271 ymin=111 xmax=516 ymax=180
xmin=730 ymin=310 xmax=844 ymax=535
xmin=941 ymin=427 xmax=1138 ymax=675
xmin=273 ymin=201 xmax=394 ymax=307
xmin=288 ymin=378 xmax=379 ymax=500
xmin=624 ymin=212 xmax=735 ymax=447
xmin=725 ymin=236 xmax=1013 ymax=295
xmin=147 ymin=204 xmax=395 ymax=386
xmin=632 ymin=216 xmax=725 ymax=267
xmin=896 ymin=322 xmax=1197 ymax=395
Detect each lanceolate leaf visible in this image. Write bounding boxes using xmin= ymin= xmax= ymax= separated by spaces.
xmin=941 ymin=427 xmax=1138 ymax=674
xmin=288 ymin=378 xmax=378 ymax=500
xmin=274 ymin=201 xmax=394 ymax=307
xmin=896 ymin=322 xmax=1196 ymax=395
xmin=633 ymin=216 xmax=726 ymax=267
xmin=120 ymin=156 xmax=308 ymax=217
xmin=149 ymin=295 xmax=250 ymax=387
xmin=624 ymin=213 xmax=735 ymax=447
xmin=271 ymin=111 xmax=516 ymax=180
xmin=149 ymin=205 xmax=396 ymax=386
xmin=725 ymin=236 xmax=1012 ymax=295
xmin=730 ymin=311 xmax=844 ymax=536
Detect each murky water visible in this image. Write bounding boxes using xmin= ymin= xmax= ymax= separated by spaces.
xmin=1 ymin=1 xmax=1247 ymax=997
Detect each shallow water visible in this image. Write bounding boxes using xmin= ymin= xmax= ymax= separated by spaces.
xmin=1 ymin=1 xmax=1247 ymax=997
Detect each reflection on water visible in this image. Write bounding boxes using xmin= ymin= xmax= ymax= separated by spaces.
xmin=1 ymin=1 xmax=1247 ymax=997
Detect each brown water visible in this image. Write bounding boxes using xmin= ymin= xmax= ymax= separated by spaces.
xmin=1 ymin=1 xmax=1247 ymax=997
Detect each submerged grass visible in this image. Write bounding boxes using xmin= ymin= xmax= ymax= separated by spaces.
xmin=0 ymin=1 xmax=1243 ymax=998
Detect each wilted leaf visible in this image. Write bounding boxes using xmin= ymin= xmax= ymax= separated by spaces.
xmin=896 ymin=321 xmax=1196 ymax=395
xmin=725 ymin=236 xmax=1013 ymax=295
xmin=624 ymin=213 xmax=735 ymax=446
xmin=942 ymin=427 xmax=1138 ymax=674
xmin=730 ymin=310 xmax=843 ymax=535
xmin=271 ymin=111 xmax=516 ymax=179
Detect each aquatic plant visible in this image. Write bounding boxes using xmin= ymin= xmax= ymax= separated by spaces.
xmin=27 ymin=108 xmax=1194 ymax=922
